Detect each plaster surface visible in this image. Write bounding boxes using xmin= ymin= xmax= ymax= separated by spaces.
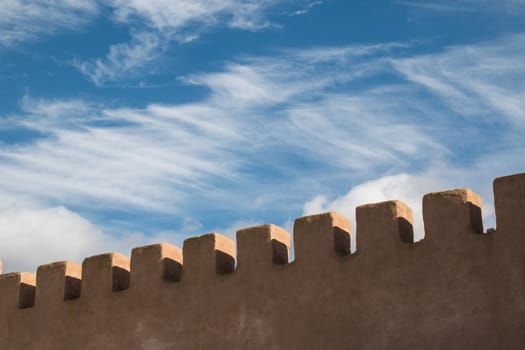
xmin=0 ymin=173 xmax=524 ymax=349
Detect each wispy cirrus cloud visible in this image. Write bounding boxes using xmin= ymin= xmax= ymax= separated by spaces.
xmin=1 ymin=99 xmax=243 ymax=213
xmin=287 ymin=0 xmax=323 ymax=16
xmin=0 ymin=0 xmax=293 ymax=51
xmin=70 ymin=30 xmax=166 ymax=86
xmin=0 ymin=0 xmax=320 ymax=85
xmin=397 ymin=0 xmax=525 ymax=13
xmin=302 ymin=34 xmax=525 ymax=248
xmin=5 ymin=35 xmax=525 ymax=214
xmin=392 ymin=34 xmax=525 ymax=125
xmin=0 ymin=0 xmax=98 ymax=48
xmin=2 ymin=34 xmax=525 ymax=271
xmin=184 ymin=42 xmax=413 ymax=107
xmin=106 ymin=0 xmax=285 ymax=32
xmin=0 ymin=40 xmax=436 ymax=225
xmin=73 ymin=0 xmax=302 ymax=85
xmin=396 ymin=1 xmax=476 ymax=12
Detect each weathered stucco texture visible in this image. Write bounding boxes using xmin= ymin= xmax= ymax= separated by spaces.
xmin=0 ymin=173 xmax=524 ymax=349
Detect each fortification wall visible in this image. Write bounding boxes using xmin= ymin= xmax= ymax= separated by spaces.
xmin=0 ymin=173 xmax=524 ymax=349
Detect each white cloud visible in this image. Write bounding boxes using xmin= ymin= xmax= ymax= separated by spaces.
xmin=0 ymin=0 xmax=98 ymax=47
xmin=184 ymin=41 xmax=413 ymax=110
xmin=287 ymin=0 xmax=323 ymax=16
xmin=396 ymin=1 xmax=476 ymax=12
xmin=0 ymin=205 xmax=108 ymax=272
xmin=303 ymin=172 xmax=448 ymax=243
xmin=74 ymin=0 xmax=297 ymax=85
xmin=393 ymin=34 xmax=525 ymax=125
xmin=1 ymin=41 xmax=440 ymax=249
xmin=397 ymin=0 xmax=525 ymax=13
xmin=106 ymin=0 xmax=284 ymax=31
xmin=279 ymin=93 xmax=444 ymax=171
xmin=0 ymin=201 xmax=190 ymax=272
xmin=0 ymin=97 xmax=245 ymax=213
xmin=2 ymin=34 xmax=525 ymax=271
xmin=16 ymin=95 xmax=98 ymax=131
xmin=5 ymin=35 xmax=525 ymax=218
xmin=302 ymin=162 xmax=507 ymax=252
xmin=0 ymin=0 xmax=293 ymax=51
xmin=71 ymin=31 xmax=165 ymax=86
xmin=184 ymin=63 xmax=291 ymax=106
xmin=0 ymin=0 xmax=301 ymax=84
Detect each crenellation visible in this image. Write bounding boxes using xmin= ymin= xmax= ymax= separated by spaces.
xmin=494 ymin=173 xmax=525 ymax=233
xmin=0 ymin=172 xmax=524 ymax=349
xmin=182 ymin=233 xmax=235 ymax=281
xmin=236 ymin=224 xmax=290 ymax=271
xmin=35 ymin=261 xmax=81 ymax=308
xmin=356 ymin=200 xmax=415 ymax=255
xmin=293 ymin=212 xmax=352 ymax=260
xmin=130 ymin=243 xmax=182 ymax=287
xmin=422 ymin=188 xmax=484 ymax=240
xmin=0 ymin=272 xmax=36 ymax=311
xmin=81 ymin=253 xmax=130 ymax=299
xmin=18 ymin=272 xmax=36 ymax=309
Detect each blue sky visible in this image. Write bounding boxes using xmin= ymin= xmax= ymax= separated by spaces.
xmin=1 ymin=0 xmax=524 ymax=272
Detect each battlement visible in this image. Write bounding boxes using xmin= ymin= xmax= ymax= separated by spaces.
xmin=0 ymin=172 xmax=524 ymax=349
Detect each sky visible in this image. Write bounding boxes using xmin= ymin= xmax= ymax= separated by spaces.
xmin=0 ymin=0 xmax=524 ymax=272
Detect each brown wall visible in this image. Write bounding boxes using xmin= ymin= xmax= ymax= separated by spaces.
xmin=1 ymin=173 xmax=524 ymax=349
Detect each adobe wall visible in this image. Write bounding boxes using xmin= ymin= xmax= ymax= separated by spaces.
xmin=0 ymin=173 xmax=524 ymax=349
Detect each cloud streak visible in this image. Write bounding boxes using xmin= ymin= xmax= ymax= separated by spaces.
xmin=396 ymin=1 xmax=476 ymax=12
xmin=393 ymin=34 xmax=525 ymax=125
xmin=4 ymin=35 xmax=525 ymax=212
xmin=397 ymin=0 xmax=525 ymax=13
xmin=1 ymin=34 xmax=525 ymax=271
xmin=107 ymin=0 xmax=285 ymax=31
xmin=287 ymin=1 xmax=323 ymax=16
xmin=73 ymin=0 xmax=300 ymax=85
xmin=71 ymin=31 xmax=166 ymax=86
xmin=0 ymin=0 xmax=98 ymax=48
